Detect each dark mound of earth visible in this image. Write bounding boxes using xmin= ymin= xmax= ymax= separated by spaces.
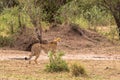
xmin=43 ymin=23 xmax=113 ymax=50
xmin=13 ymin=23 xmax=113 ymax=51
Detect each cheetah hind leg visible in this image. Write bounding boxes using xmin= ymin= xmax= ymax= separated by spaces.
xmin=28 ymin=54 xmax=34 ymax=64
xmin=34 ymin=54 xmax=40 ymax=64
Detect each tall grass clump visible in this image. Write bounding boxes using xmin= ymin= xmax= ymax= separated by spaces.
xmin=70 ymin=63 xmax=87 ymax=77
xmin=45 ymin=51 xmax=69 ymax=72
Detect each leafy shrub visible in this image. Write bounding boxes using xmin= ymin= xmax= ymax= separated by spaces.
xmin=0 ymin=7 xmax=33 ymax=35
xmin=45 ymin=51 xmax=69 ymax=72
xmin=70 ymin=63 xmax=87 ymax=77
xmin=0 ymin=36 xmax=14 ymax=47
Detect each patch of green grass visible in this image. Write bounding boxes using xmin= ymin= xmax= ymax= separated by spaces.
xmin=45 ymin=51 xmax=69 ymax=72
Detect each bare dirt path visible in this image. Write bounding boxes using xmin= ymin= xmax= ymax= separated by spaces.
xmin=0 ymin=49 xmax=120 ymax=61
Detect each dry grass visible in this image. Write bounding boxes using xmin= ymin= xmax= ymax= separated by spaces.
xmin=0 ymin=60 xmax=120 ymax=80
xmin=96 ymin=25 xmax=119 ymax=40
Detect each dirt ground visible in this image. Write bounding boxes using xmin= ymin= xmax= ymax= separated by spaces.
xmin=0 ymin=45 xmax=120 ymax=80
xmin=0 ymin=46 xmax=120 ymax=61
xmin=0 ymin=59 xmax=120 ymax=80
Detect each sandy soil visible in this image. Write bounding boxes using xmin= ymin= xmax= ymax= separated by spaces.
xmin=0 ymin=46 xmax=120 ymax=61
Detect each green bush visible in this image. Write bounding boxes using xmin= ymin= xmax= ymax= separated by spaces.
xmin=0 ymin=7 xmax=33 ymax=35
xmin=71 ymin=63 xmax=87 ymax=77
xmin=45 ymin=51 xmax=69 ymax=72
xmin=0 ymin=36 xmax=14 ymax=47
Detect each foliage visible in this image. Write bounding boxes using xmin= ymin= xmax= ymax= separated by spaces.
xmin=0 ymin=7 xmax=32 ymax=35
xmin=0 ymin=36 xmax=14 ymax=47
xmin=45 ymin=51 xmax=69 ymax=72
xmin=98 ymin=0 xmax=120 ymax=38
xmin=70 ymin=63 xmax=87 ymax=77
xmin=58 ymin=0 xmax=114 ymax=29
xmin=36 ymin=0 xmax=72 ymax=22
xmin=19 ymin=0 xmax=43 ymax=26
xmin=0 ymin=0 xmax=119 ymax=40
xmin=0 ymin=0 xmax=19 ymax=12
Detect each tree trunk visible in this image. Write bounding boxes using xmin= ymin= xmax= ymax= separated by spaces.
xmin=10 ymin=25 xmax=14 ymax=34
xmin=36 ymin=26 xmax=43 ymax=43
xmin=116 ymin=22 xmax=120 ymax=39
xmin=112 ymin=12 xmax=120 ymax=39
xmin=115 ymin=19 xmax=120 ymax=39
xmin=108 ymin=1 xmax=120 ymax=39
xmin=18 ymin=13 xmax=22 ymax=28
xmin=33 ymin=0 xmax=43 ymax=43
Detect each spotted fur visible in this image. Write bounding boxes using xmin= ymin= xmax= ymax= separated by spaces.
xmin=28 ymin=38 xmax=61 ymax=64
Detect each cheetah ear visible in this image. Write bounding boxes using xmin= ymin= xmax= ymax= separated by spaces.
xmin=54 ymin=37 xmax=61 ymax=42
